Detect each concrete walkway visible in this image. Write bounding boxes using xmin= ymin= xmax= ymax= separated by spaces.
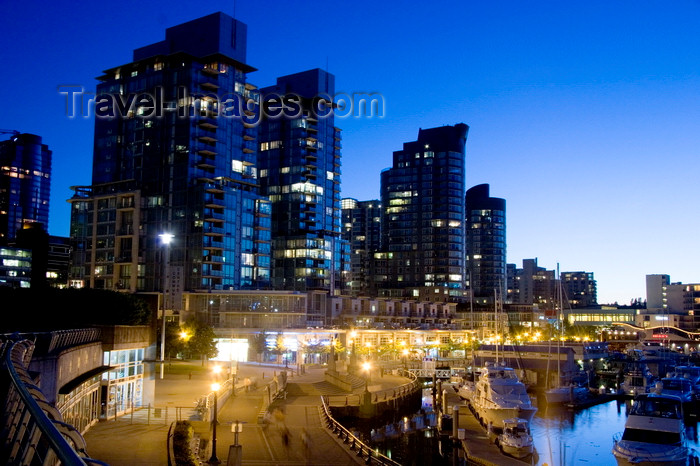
xmin=83 ymin=361 xmax=410 ymax=465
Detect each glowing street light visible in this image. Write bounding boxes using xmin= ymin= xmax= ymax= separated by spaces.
xmin=158 ymin=232 xmax=174 ymax=380
xmin=362 ymin=361 xmax=371 ymax=392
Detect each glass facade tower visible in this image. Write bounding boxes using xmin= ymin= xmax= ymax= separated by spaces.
xmin=258 ymin=69 xmax=344 ymax=292
xmin=0 ymin=134 xmax=51 ymax=244
xmin=378 ymin=124 xmax=469 ymax=298
xmin=341 ymin=198 xmax=382 ymax=296
xmin=465 ymin=183 xmax=506 ymax=304
xmin=68 ymin=13 xmax=271 ymax=294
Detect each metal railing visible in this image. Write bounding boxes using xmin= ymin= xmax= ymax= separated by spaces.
xmin=325 ymin=370 xmax=420 ymax=407
xmin=319 ymin=396 xmax=401 ymax=466
xmin=0 ymin=338 xmax=108 ymax=465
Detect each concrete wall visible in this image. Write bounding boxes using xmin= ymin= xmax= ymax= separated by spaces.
xmin=30 ymin=342 xmax=103 ymax=404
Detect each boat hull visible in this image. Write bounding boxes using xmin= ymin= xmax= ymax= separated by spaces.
xmin=545 ymin=386 xmax=589 ymax=404
xmin=472 ymin=404 xmax=537 ymax=426
xmin=613 ymin=440 xmax=689 ymax=466
xmin=500 ymin=442 xmax=534 ymax=459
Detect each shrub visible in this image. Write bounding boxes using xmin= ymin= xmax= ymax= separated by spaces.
xmin=172 ymin=421 xmax=198 ymax=466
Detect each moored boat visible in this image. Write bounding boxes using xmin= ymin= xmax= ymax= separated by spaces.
xmin=612 ymin=393 xmax=690 ymax=465
xmin=469 ymin=362 xmax=537 ymax=427
xmin=496 ymin=417 xmax=534 ymax=459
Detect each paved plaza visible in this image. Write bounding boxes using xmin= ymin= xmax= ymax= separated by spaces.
xmin=83 ymin=361 xmax=409 ymax=465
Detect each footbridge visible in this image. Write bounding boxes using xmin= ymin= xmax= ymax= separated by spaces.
xmin=0 ymin=335 xmax=107 ymax=465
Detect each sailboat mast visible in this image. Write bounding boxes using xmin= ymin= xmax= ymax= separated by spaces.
xmin=495 ymin=288 xmax=499 ymax=365
xmin=557 ymin=263 xmax=562 ymax=383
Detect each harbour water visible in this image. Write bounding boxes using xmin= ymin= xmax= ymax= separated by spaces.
xmin=347 ymin=389 xmax=700 ymax=465
xmin=532 ymin=396 xmax=699 ymax=465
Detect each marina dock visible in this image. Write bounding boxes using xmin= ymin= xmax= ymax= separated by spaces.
xmin=444 ymin=386 xmax=531 ymax=465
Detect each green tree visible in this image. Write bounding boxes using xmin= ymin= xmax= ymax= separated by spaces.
xmin=181 ymin=318 xmax=218 ymax=363
xmin=252 ymin=332 xmax=268 ymax=362
xmin=164 ymin=321 xmax=187 ymax=359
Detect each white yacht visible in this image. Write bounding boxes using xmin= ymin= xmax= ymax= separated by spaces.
xmin=612 ymin=394 xmax=690 ymax=465
xmin=468 ymin=362 xmax=537 ymax=427
xmin=496 ymin=418 xmax=534 ymax=459
xmin=652 ymin=375 xmax=699 ymax=418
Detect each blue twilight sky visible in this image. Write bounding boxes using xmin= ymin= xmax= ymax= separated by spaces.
xmin=1 ymin=0 xmax=699 ymax=304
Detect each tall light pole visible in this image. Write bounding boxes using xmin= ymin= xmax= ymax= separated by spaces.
xmin=209 ymin=382 xmax=221 ymax=465
xmin=159 ymin=232 xmax=174 ymax=379
xmin=362 ymin=361 xmax=371 ymax=392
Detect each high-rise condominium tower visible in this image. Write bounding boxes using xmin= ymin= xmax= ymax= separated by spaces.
xmin=378 ymin=124 xmax=469 ymax=299
xmin=69 ymin=13 xmax=271 ymax=298
xmin=465 ymin=184 xmax=506 ymax=304
xmin=0 ymin=133 xmax=51 ymax=244
xmin=258 ymin=69 xmax=344 ymax=292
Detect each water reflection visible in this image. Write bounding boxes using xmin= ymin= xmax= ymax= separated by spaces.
xmin=345 ymin=389 xmax=700 ymax=465
xmin=531 ymin=395 xmax=699 ymax=465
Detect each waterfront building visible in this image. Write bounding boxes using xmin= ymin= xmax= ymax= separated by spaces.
xmin=341 ymin=198 xmax=382 ymax=296
xmin=511 ymin=258 xmax=556 ymax=310
xmin=47 ymin=235 xmax=71 ymax=288
xmin=506 ymin=263 xmax=517 ymax=302
xmin=376 ymin=124 xmax=469 ymax=300
xmin=0 ymin=246 xmax=31 ymax=288
xmin=68 ymin=13 xmax=272 ymax=299
xmin=258 ymin=69 xmax=344 ymax=293
xmin=560 ymin=271 xmax=597 ymax=308
xmin=465 ymin=184 xmax=506 ymax=305
xmin=0 ymin=133 xmax=51 ymax=244
xmin=646 ymin=274 xmax=670 ymax=309
xmin=640 ymin=274 xmax=700 ymax=332
xmin=211 ymin=326 xmax=475 ymax=366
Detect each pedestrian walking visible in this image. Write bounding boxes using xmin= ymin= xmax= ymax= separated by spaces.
xmin=300 ymin=427 xmax=310 ymax=451
xmin=281 ymin=426 xmax=291 ymax=457
xmin=262 ymin=411 xmax=271 ymax=432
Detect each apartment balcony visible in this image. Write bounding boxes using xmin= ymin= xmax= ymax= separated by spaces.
xmin=204 ymin=225 xmax=225 ymax=236
xmin=203 ymin=209 xmax=224 ymax=222
xmin=196 ymin=161 xmax=216 ymax=170
xmin=198 ymin=135 xmax=218 ymax=144
xmin=203 ymin=183 xmax=224 ymax=194
xmin=199 ymin=75 xmax=220 ymax=90
xmin=203 ymin=269 xmax=223 ymax=278
xmin=203 ymin=255 xmax=224 ymax=264
xmin=203 ymin=237 xmax=224 ymax=250
xmin=197 ymin=116 xmax=219 ymax=130
xmin=201 ymin=66 xmax=219 ymax=77
xmin=304 ymin=153 xmax=317 ymax=162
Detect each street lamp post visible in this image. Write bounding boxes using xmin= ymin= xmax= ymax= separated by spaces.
xmin=208 ymin=382 xmax=221 ymax=465
xmin=159 ymin=232 xmax=174 ymax=380
xmin=362 ymin=361 xmax=371 ymax=392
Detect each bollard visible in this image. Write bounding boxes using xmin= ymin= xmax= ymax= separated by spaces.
xmin=452 ymin=405 xmax=459 ymax=439
xmin=147 ymin=403 xmax=151 ymax=425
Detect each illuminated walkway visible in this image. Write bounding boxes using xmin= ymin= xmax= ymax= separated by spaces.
xmin=83 ymin=362 xmax=409 ymax=465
